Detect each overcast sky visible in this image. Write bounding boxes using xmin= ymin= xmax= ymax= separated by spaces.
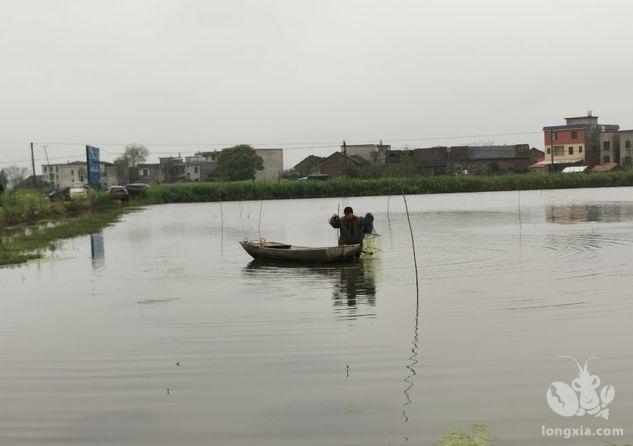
xmin=2 ymin=0 xmax=633 ymax=170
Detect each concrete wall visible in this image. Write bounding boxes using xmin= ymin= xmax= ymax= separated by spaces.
xmin=620 ymin=130 xmax=633 ymax=167
xmin=599 ymin=132 xmax=620 ymax=164
xmin=543 ymin=129 xmax=587 ymax=163
xmin=255 ymin=149 xmax=283 ymax=180
xmin=42 ymin=162 xmax=118 ymax=189
xmin=343 ymin=145 xmax=377 ymax=163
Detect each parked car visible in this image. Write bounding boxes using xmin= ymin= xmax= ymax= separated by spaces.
xmin=68 ymin=183 xmax=89 ymax=199
xmin=108 ymin=185 xmax=130 ymax=201
xmin=48 ymin=187 xmax=71 ymax=201
xmin=297 ymin=174 xmax=329 ymax=181
xmin=125 ymin=183 xmax=150 ymax=196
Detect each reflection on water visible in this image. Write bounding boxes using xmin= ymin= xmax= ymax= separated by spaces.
xmin=90 ymin=231 xmax=105 ymax=269
xmin=402 ymin=301 xmax=420 ymax=426
xmin=546 ymin=202 xmax=633 ymax=224
xmin=244 ymin=259 xmax=377 ymax=320
xmin=3 ymin=189 xmax=633 ymax=446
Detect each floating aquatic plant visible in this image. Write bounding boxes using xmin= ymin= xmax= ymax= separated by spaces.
xmin=438 ymin=424 xmax=495 ymax=446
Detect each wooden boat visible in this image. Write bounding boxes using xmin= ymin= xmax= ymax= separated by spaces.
xmin=239 ymin=240 xmax=361 ymax=263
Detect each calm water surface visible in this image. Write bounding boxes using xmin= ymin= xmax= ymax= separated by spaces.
xmin=1 ymin=187 xmax=633 ymax=445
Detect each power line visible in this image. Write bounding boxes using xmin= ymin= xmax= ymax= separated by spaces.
xmin=28 ymin=130 xmax=541 ymax=151
xmin=1 ymin=130 xmax=542 ymax=166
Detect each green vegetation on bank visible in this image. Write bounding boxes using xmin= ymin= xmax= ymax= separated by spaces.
xmin=0 ymin=189 xmax=118 ymax=227
xmin=0 ymin=189 xmax=129 ymax=266
xmin=142 ymin=171 xmax=633 ymax=204
xmin=0 ymin=208 xmax=129 ymax=266
xmin=3 ymin=171 xmax=633 ymax=266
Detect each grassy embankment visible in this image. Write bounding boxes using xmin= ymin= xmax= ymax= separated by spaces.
xmin=141 ymin=171 xmax=633 ymax=204
xmin=3 ymin=171 xmax=633 ymax=266
xmin=0 ymin=189 xmax=130 ymax=266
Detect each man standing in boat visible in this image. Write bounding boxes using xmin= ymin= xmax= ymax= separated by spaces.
xmin=329 ymin=206 xmax=374 ymax=247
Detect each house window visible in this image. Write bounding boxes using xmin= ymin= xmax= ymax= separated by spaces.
xmin=603 ymin=141 xmax=611 ymax=151
xmin=603 ymin=156 xmax=610 ymax=163
xmin=141 ymin=168 xmax=149 ymax=176
xmin=43 ymin=166 xmax=47 ymax=172
xmin=571 ymin=131 xmax=578 ymax=139
xmin=49 ymin=173 xmax=54 ymax=180
xmin=568 ymin=147 xmax=574 ymax=155
xmin=546 ymin=147 xmax=551 ymax=154
xmin=194 ymin=166 xmax=199 ymax=174
xmin=626 ymin=141 xmax=631 ymax=149
xmin=579 ymin=146 xmax=583 ymax=153
xmin=553 ymin=146 xmax=564 ymax=156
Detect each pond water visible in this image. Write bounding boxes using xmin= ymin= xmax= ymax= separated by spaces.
xmin=1 ymin=187 xmax=633 ymax=445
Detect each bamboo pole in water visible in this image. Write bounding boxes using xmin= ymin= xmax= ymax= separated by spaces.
xmin=218 ymin=189 xmax=224 ymax=229
xmin=258 ymin=200 xmax=263 ymax=241
xmin=386 ymin=182 xmax=391 ymax=222
xmin=401 ymin=186 xmax=420 ymax=300
xmin=336 ymin=202 xmax=340 ymax=240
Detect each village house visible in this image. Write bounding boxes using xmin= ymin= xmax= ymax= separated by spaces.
xmin=128 ymin=148 xmax=283 ymax=184
xmin=620 ymin=130 xmax=633 ymax=168
xmin=41 ymin=161 xmax=120 ymax=189
xmin=314 ymin=152 xmax=364 ymax=177
xmin=293 ymin=155 xmax=325 ymax=177
xmin=254 ymin=148 xmax=284 ymax=180
xmin=342 ymin=142 xmax=391 ymax=165
xmin=535 ymin=112 xmax=620 ymax=171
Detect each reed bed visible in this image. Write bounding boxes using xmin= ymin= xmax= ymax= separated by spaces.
xmin=0 ymin=189 xmax=118 ymax=228
xmin=142 ymin=172 xmax=633 ymax=204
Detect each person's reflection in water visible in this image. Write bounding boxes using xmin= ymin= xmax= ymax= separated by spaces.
xmin=243 ymin=259 xmax=377 ymax=320
xmin=331 ymin=261 xmax=377 ymax=319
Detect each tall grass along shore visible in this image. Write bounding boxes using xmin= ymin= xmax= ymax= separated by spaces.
xmin=0 ymin=189 xmax=129 ymax=266
xmin=142 ymin=171 xmax=633 ymax=204
xmin=2 ymin=171 xmax=633 ymax=267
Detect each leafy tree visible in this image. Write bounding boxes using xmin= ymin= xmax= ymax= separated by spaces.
xmin=116 ymin=144 xmax=149 ymax=167
xmin=1 ymin=165 xmax=29 ymax=187
xmin=217 ymin=145 xmax=264 ymax=181
xmin=115 ymin=144 xmax=149 ymax=184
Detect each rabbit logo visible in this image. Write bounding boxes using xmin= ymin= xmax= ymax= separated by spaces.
xmin=546 ymin=357 xmax=615 ymax=420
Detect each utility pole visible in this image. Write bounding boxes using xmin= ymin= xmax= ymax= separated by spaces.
xmin=30 ymin=142 xmax=37 ymax=187
xmin=342 ymin=140 xmax=347 ymax=176
xmin=550 ymin=130 xmax=556 ymax=174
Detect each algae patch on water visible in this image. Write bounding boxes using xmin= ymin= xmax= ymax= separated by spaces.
xmin=438 ymin=424 xmax=495 ymax=446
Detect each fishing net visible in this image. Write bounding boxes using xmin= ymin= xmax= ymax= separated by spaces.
xmin=362 ymin=232 xmax=382 ymax=258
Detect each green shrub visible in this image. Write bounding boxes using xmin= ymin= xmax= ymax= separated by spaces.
xmin=137 ymin=172 xmax=633 ymax=205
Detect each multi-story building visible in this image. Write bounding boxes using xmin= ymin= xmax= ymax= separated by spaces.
xmin=129 ymin=148 xmax=283 ymax=183
xmin=599 ymin=132 xmax=620 ymax=165
xmin=541 ymin=112 xmax=619 ymax=169
xmin=619 ymin=130 xmax=633 ymax=168
xmin=341 ymin=142 xmax=391 ymax=165
xmin=254 ymin=148 xmax=283 ymax=180
xmin=42 ymin=161 xmax=119 ymax=189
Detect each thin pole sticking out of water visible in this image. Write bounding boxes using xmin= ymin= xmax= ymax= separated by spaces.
xmin=337 ymin=202 xmax=341 ymax=240
xmin=258 ymin=200 xmax=263 ymax=241
xmin=517 ymin=189 xmax=522 ymax=230
xmin=218 ymin=189 xmax=224 ymax=230
xmin=401 ymin=186 xmax=419 ymax=300
xmin=386 ymin=182 xmax=391 ymax=222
